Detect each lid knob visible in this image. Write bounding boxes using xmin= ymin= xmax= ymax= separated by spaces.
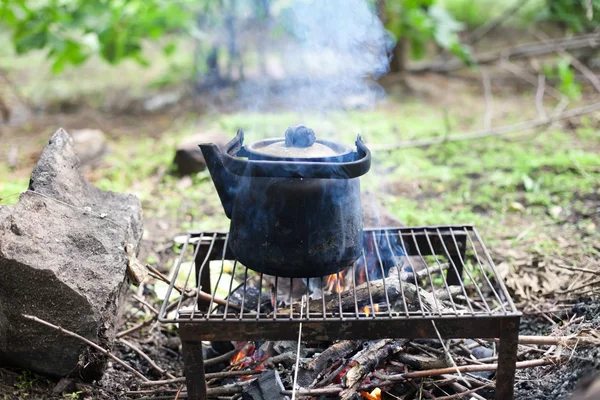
xmin=284 ymin=125 xmax=316 ymax=148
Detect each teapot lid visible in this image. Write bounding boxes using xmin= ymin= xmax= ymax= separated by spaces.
xmin=244 ymin=125 xmax=353 ymax=160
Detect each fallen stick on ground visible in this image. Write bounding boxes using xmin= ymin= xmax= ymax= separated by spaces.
xmin=494 ymin=335 xmax=600 ymax=347
xmin=374 ymin=357 xmax=561 ymax=380
xmin=22 ymin=314 xmax=149 ymax=382
xmin=372 ymin=102 xmax=600 ymax=150
xmin=140 ymin=369 xmax=262 ymax=387
xmin=409 ymin=32 xmax=600 ymax=73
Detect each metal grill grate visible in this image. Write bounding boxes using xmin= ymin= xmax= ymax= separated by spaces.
xmin=158 ymin=226 xmax=518 ymax=325
xmin=158 ymin=225 xmax=521 ymax=400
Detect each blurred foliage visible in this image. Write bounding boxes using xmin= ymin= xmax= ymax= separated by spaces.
xmin=543 ymin=58 xmax=582 ymax=99
xmin=0 ymin=0 xmax=195 ymax=73
xmin=544 ymin=0 xmax=600 ymax=32
xmin=383 ymin=0 xmax=474 ymax=65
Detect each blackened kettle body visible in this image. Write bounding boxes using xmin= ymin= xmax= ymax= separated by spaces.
xmin=199 ymin=126 xmax=371 ymax=278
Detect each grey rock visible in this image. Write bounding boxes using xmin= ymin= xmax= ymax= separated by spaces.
xmin=71 ymin=129 xmax=108 ymax=167
xmin=0 ymin=128 xmax=143 ymax=379
xmin=173 ymin=132 xmax=229 ymax=176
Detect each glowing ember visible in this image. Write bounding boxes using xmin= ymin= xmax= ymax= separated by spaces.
xmin=360 ymin=387 xmax=381 ymax=400
xmin=326 ymin=273 xmax=344 ymax=293
xmin=230 ymin=342 xmax=255 ymax=369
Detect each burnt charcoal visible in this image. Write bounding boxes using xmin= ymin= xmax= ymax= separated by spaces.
xmin=465 ymin=339 xmax=494 ymax=379
xmin=211 ymin=341 xmax=235 ymax=355
xmin=242 ymin=370 xmax=289 ymax=400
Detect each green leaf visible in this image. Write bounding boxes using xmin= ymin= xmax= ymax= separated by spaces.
xmin=163 ymin=42 xmax=177 ymax=56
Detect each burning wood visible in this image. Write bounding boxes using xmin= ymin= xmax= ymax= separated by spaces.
xmin=275 ymin=268 xmax=457 ymax=317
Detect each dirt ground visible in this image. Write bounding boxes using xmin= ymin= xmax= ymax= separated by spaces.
xmin=1 ymin=60 xmax=599 ymax=399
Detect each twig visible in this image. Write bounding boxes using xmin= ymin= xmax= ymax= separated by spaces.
xmin=534 ymin=30 xmax=600 ymax=94
xmin=435 ymin=383 xmax=493 ymax=400
xmin=409 ymin=32 xmax=600 ymax=73
xmin=205 ymin=346 xmax=245 ymax=367
xmin=149 ymin=265 xmax=241 ymax=311
xmin=504 ymin=335 xmax=600 ymax=346
xmin=174 ymin=385 xmax=184 ymax=400
xmin=22 ymin=314 xmax=149 ymax=382
xmin=117 ymin=318 xmax=155 ymax=338
xmin=118 ymin=339 xmax=175 ymax=379
xmin=431 ymin=321 xmax=466 ymax=387
xmin=558 ymin=278 xmax=600 ymax=294
xmin=466 ymin=0 xmax=530 ymax=45
xmin=132 ymin=294 xmax=160 ymax=315
xmin=372 ymin=101 xmax=600 ymax=150
xmin=535 ymin=74 xmax=548 ymax=120
xmin=552 ymin=265 xmax=599 ymax=274
xmin=376 ymin=357 xmax=561 ymax=380
xmin=499 ymin=58 xmax=566 ymax=101
xmin=140 ymin=369 xmax=262 ymax=386
xmin=481 ymin=70 xmax=493 ymax=130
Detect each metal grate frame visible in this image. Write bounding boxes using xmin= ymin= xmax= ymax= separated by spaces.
xmin=158 ymin=225 xmax=521 ymax=400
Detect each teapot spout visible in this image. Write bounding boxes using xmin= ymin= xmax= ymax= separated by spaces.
xmin=199 ymin=142 xmax=237 ymax=219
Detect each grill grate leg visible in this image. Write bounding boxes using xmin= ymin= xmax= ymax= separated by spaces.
xmin=495 ymin=317 xmax=520 ymax=400
xmin=182 ymin=336 xmax=207 ymax=400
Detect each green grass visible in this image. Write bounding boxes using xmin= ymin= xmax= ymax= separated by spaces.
xmin=3 ymin=102 xmax=597 ymax=245
xmin=440 ymin=0 xmax=545 ymax=28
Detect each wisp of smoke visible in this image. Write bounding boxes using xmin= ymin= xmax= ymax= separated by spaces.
xmin=236 ymin=0 xmax=394 ymax=114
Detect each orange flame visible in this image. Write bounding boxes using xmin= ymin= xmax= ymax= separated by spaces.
xmin=360 ymin=388 xmax=381 ymax=400
xmin=326 ymin=273 xmax=344 ymax=294
xmin=362 ymin=304 xmax=380 ymax=317
xmin=231 ymin=343 xmax=255 ymax=369
xmin=231 ymin=350 xmax=245 ymax=366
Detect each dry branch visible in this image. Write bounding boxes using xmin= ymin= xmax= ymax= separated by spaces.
xmin=297 ymin=340 xmax=362 ymax=388
xmin=375 ymin=357 xmax=561 ymax=380
xmin=410 ymin=32 xmax=600 ymax=73
xmin=141 ymin=369 xmax=262 ymax=387
xmin=22 ymin=314 xmax=149 ymax=382
xmin=340 ymin=339 xmax=405 ymax=400
xmin=372 ymin=102 xmax=600 ymax=150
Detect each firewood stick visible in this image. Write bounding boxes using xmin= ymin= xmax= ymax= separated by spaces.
xmin=279 ymin=275 xmax=452 ymax=316
xmin=374 ymin=356 xmax=561 ymax=380
xmin=297 ymin=340 xmax=362 ymax=388
xmin=340 ymin=339 xmax=406 ymax=400
xmin=22 ymin=314 xmax=149 ymax=382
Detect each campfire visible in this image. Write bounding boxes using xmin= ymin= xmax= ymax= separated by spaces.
xmin=158 ymin=226 xmax=523 ymax=400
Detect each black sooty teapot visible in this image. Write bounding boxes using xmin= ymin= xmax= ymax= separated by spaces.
xmin=199 ymin=125 xmax=371 ymax=278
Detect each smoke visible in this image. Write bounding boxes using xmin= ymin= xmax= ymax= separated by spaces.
xmin=233 ymin=0 xmax=394 ymax=114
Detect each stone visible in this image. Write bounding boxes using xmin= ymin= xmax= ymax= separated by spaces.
xmin=173 ymin=132 xmax=229 ymax=176
xmin=70 ymin=129 xmax=108 ymax=167
xmin=0 ymin=128 xmax=143 ymax=379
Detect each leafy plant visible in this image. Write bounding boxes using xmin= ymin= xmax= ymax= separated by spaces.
xmin=544 ymin=0 xmax=600 ymax=33
xmin=383 ymin=0 xmax=473 ymax=67
xmin=542 ymin=58 xmax=582 ymax=99
xmin=0 ymin=0 xmax=195 ymax=73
